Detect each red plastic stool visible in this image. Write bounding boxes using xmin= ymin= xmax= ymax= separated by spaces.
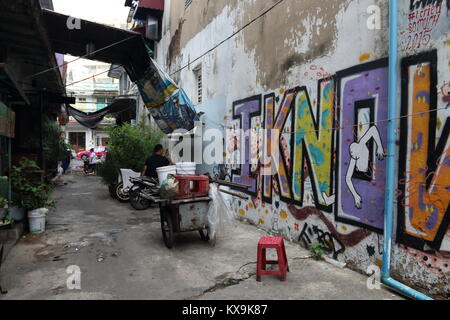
xmin=256 ymin=237 xmax=289 ymax=282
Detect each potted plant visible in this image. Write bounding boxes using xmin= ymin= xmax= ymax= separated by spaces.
xmin=23 ymin=184 xmax=54 ymax=234
xmin=10 ymin=158 xmax=55 ymax=233
xmin=0 ymin=197 xmax=7 ymax=220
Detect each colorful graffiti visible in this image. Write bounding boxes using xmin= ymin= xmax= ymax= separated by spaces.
xmin=398 ymin=50 xmax=450 ymax=252
xmin=406 ymin=0 xmax=444 ymax=50
xmin=335 ymin=60 xmax=389 ymax=233
xmin=227 ymin=50 xmax=449 ymax=258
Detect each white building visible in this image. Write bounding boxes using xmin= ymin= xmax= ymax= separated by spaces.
xmin=63 ymin=57 xmax=119 ymax=152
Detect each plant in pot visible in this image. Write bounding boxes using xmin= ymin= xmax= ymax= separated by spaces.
xmin=22 ymin=183 xmax=55 ymax=234
xmin=0 ymin=197 xmax=7 ymax=219
xmin=10 ymin=158 xmax=55 ymax=233
xmin=0 ymin=196 xmax=11 ymax=230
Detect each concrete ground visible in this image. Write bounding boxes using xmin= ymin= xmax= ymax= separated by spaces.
xmin=0 ymin=160 xmax=404 ymax=300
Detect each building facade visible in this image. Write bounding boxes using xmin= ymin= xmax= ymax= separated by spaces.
xmin=144 ymin=0 xmax=450 ymax=297
xmin=64 ymin=58 xmax=119 ymax=152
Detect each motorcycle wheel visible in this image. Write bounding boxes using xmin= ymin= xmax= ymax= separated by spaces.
xmin=115 ymin=183 xmax=130 ymax=203
xmin=129 ymin=188 xmax=151 ymax=210
xmin=84 ymin=167 xmax=94 ymax=175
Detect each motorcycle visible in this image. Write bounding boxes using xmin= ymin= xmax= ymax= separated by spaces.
xmin=84 ymin=154 xmax=105 ymax=175
xmin=128 ymin=176 xmax=159 ymax=210
xmin=113 ymin=169 xmax=141 ymax=202
xmin=83 ymin=159 xmax=96 ymax=175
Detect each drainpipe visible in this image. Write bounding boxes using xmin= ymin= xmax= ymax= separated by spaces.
xmin=382 ymin=0 xmax=432 ymax=300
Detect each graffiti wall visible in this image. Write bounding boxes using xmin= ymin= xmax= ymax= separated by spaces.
xmin=224 ymin=50 xmax=449 ymax=295
xmin=158 ymin=0 xmax=450 ymax=297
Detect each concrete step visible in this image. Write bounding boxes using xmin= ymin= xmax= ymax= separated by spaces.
xmin=0 ymin=222 xmax=25 ymax=262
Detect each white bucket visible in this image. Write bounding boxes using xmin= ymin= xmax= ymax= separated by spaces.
xmin=176 ymin=162 xmax=197 ymax=189
xmin=176 ymin=162 xmax=197 ymax=175
xmin=157 ymin=165 xmax=177 ymax=184
xmin=28 ymin=208 xmax=48 ymax=234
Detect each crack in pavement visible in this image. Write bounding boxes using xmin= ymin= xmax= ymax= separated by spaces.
xmin=186 ymin=255 xmax=313 ymax=300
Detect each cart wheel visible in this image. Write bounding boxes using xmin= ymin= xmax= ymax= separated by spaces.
xmin=199 ymin=229 xmax=210 ymax=242
xmin=160 ymin=207 xmax=174 ymax=249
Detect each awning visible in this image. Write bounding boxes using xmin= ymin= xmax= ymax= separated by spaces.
xmin=67 ymin=97 xmax=136 ymax=129
xmin=42 ymin=10 xmax=151 ymax=82
xmin=0 ymin=0 xmax=65 ymax=97
xmin=0 ymin=63 xmax=30 ymax=105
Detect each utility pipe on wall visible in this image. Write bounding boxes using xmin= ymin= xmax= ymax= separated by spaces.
xmin=382 ymin=0 xmax=432 ymax=300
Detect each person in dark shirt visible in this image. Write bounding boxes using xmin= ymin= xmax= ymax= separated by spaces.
xmin=142 ymin=144 xmax=171 ymax=180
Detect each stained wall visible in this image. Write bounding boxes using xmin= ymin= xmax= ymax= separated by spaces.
xmin=155 ymin=0 xmax=450 ymax=297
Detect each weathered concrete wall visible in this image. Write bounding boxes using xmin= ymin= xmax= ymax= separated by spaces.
xmin=156 ymin=0 xmax=450 ymax=298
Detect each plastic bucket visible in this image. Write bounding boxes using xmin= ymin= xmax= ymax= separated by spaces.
xmin=176 ymin=162 xmax=197 ymax=175
xmin=28 ymin=208 xmax=47 ymax=234
xmin=157 ymin=165 xmax=177 ymax=184
xmin=176 ymin=162 xmax=197 ymax=189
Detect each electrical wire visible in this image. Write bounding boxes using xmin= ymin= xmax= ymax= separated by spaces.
xmin=169 ymin=0 xmax=285 ymax=77
xmin=281 ymin=106 xmax=449 ymax=135
xmin=210 ymin=106 xmax=449 ymax=134
xmin=26 ymin=35 xmax=137 ymax=79
xmin=65 ymin=64 xmax=124 ymax=88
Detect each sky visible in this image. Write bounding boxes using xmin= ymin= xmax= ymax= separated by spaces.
xmin=52 ymin=0 xmax=130 ymax=25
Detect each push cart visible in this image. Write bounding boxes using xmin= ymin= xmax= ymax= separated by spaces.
xmin=148 ymin=174 xmax=250 ymax=249
xmin=150 ymin=195 xmax=211 ymax=248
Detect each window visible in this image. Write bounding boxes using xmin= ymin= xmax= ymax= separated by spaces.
xmin=69 ymin=132 xmax=86 ymax=152
xmin=97 ymin=97 xmax=106 ymax=111
xmin=185 ymin=0 xmax=192 ymax=9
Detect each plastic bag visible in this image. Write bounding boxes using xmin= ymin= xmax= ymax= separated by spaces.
xmin=149 ymin=88 xmax=200 ymax=134
xmin=207 ymin=183 xmax=234 ymax=243
xmin=137 ymin=58 xmax=179 ymax=109
xmin=159 ymin=174 xmax=179 ymax=199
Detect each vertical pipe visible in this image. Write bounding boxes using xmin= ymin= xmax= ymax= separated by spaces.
xmin=382 ymin=0 xmax=432 ymax=300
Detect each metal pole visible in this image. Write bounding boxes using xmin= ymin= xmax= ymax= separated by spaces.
xmin=381 ymin=0 xmax=432 ymax=300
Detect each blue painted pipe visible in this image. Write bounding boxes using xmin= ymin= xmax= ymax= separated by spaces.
xmin=382 ymin=0 xmax=432 ymax=301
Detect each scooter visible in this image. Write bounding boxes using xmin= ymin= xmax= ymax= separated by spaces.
xmin=83 ymin=159 xmax=96 ymax=175
xmin=113 ymin=169 xmax=141 ymax=202
xmin=128 ymin=177 xmax=159 ymax=210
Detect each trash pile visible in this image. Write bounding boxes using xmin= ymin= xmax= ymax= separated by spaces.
xmin=137 ymin=58 xmax=199 ymax=134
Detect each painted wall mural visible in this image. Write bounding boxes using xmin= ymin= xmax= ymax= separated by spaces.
xmin=398 ymin=50 xmax=450 ymax=256
xmin=335 ymin=60 xmax=389 ymax=233
xmin=406 ymin=0 xmax=445 ymax=50
xmin=226 ymin=51 xmax=450 ymax=262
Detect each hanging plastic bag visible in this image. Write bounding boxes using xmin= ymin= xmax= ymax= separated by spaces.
xmin=159 ymin=174 xmax=179 ymax=199
xmin=137 ymin=58 xmax=179 ymax=109
xmin=207 ymin=183 xmax=234 ymax=244
xmin=149 ymin=88 xmax=200 ymax=134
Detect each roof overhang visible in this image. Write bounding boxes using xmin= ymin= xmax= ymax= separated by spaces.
xmin=0 ymin=0 xmax=66 ymax=97
xmin=0 ymin=63 xmax=30 ymax=105
xmin=42 ymin=9 xmax=151 ymax=82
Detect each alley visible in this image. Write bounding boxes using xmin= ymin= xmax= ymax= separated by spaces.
xmin=0 ymin=166 xmax=402 ymax=300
